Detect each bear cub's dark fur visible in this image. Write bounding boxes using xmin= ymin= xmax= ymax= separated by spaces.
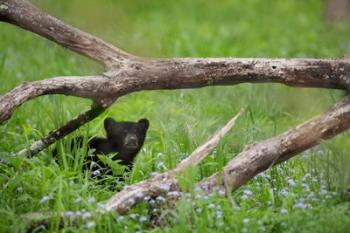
xmin=55 ymin=117 xmax=149 ymax=176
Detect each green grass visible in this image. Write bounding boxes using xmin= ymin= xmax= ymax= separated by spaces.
xmin=1 ymin=0 xmax=350 ymax=232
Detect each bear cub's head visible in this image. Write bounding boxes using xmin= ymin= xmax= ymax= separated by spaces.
xmin=104 ymin=117 xmax=149 ymax=154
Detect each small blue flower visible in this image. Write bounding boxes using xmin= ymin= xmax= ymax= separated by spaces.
xmin=87 ymin=197 xmax=95 ymax=203
xmin=92 ymin=170 xmax=101 ymax=176
xmin=287 ymin=179 xmax=296 ymax=187
xmin=139 ymin=215 xmax=147 ymax=223
xmin=116 ymin=216 xmax=125 ymax=222
xmin=39 ymin=195 xmax=52 ymax=204
xmin=243 ymin=189 xmax=253 ymax=196
xmin=86 ymin=221 xmax=95 ymax=229
xmin=280 ymin=208 xmax=288 ymax=214
xmin=82 ymin=211 xmax=92 ymax=219
xmin=280 ymin=188 xmax=289 ymax=197
xmin=216 ymin=210 xmax=223 ymax=218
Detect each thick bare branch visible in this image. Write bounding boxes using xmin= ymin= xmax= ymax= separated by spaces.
xmin=128 ymin=58 xmax=350 ymax=91
xmin=1 ymin=0 xmax=350 ymax=155
xmin=105 ymin=57 xmax=350 ymax=92
xmin=199 ymin=94 xmax=350 ymax=193
xmin=0 ymin=0 xmax=132 ymax=67
xmin=17 ymin=106 xmax=105 ymax=157
xmin=2 ymin=57 xmax=350 ymax=125
xmin=0 ymin=76 xmax=115 ymax=123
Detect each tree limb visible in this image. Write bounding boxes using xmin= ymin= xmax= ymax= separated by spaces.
xmin=2 ymin=58 xmax=350 ymax=124
xmin=0 ymin=76 xmax=108 ymax=123
xmin=1 ymin=0 xmax=350 ymax=156
xmin=0 ymin=0 xmax=132 ymax=68
xmin=199 ymin=94 xmax=350 ymax=193
xmin=124 ymin=58 xmax=350 ymax=90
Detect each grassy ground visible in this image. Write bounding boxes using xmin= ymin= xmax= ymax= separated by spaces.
xmin=1 ymin=0 xmax=350 ymax=232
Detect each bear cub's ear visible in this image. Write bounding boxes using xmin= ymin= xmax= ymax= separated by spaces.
xmin=138 ymin=118 xmax=149 ymax=130
xmin=104 ymin=117 xmax=117 ymax=130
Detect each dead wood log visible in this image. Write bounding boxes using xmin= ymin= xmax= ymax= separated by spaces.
xmin=1 ymin=0 xmax=350 ymax=156
xmin=199 ymin=94 xmax=350 ymax=193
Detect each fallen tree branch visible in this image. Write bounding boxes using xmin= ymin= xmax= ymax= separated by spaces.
xmin=0 ymin=0 xmax=132 ymax=68
xmin=1 ymin=60 xmax=348 ymax=156
xmin=1 ymin=0 xmax=350 ymax=156
xmin=199 ymin=94 xmax=350 ymax=193
xmin=0 ymin=76 xmax=108 ymax=123
xmin=22 ymin=109 xmax=244 ymax=226
xmin=1 ymin=58 xmax=350 ymax=124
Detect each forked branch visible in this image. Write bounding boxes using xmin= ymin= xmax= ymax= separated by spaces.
xmin=1 ymin=0 xmax=350 ymax=156
xmin=1 ymin=58 xmax=350 ymax=123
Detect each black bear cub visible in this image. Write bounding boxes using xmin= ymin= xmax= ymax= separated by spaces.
xmin=56 ymin=117 xmax=149 ymax=176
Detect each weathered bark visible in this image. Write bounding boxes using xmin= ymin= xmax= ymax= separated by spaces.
xmin=2 ymin=0 xmax=350 ymax=155
xmin=0 ymin=76 xmax=108 ymax=123
xmin=2 ymin=59 xmax=350 ymax=123
xmin=0 ymin=0 xmax=131 ymax=67
xmin=199 ymin=94 xmax=350 ymax=192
